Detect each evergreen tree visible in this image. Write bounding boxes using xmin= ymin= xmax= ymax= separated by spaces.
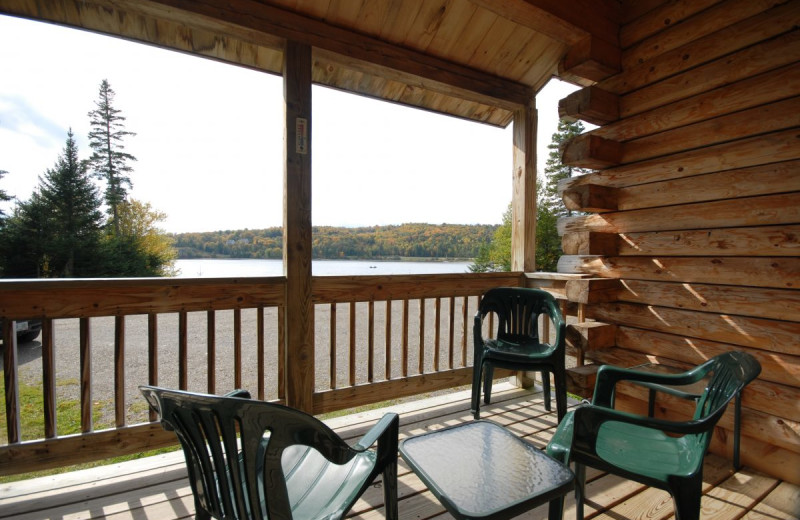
xmin=0 ymin=169 xmax=11 ymax=220
xmin=1 ymin=131 xmax=104 ymax=277
xmin=542 ymin=119 xmax=590 ymax=217
xmin=87 ymin=79 xmax=136 ymax=236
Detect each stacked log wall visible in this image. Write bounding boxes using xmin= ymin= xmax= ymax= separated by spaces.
xmin=557 ymin=0 xmax=800 ymax=484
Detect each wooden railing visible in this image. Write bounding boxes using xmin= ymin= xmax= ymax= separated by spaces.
xmin=0 ymin=271 xmax=572 ymax=476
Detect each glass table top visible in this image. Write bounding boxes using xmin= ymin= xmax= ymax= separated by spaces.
xmin=399 ymin=420 xmax=573 ymax=520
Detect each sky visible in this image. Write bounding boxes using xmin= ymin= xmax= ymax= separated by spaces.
xmin=0 ymin=14 xmax=579 ymax=234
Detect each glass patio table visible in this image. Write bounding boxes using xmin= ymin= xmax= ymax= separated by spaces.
xmin=399 ymin=420 xmax=574 ymax=520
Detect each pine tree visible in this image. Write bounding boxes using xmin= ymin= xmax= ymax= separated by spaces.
xmin=542 ymin=119 xmax=590 ymax=217
xmin=2 ymin=130 xmax=105 ymax=277
xmin=38 ymin=129 xmax=105 ymax=277
xmin=87 ymin=79 xmax=136 ymax=236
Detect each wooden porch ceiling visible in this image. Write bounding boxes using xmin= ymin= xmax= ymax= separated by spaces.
xmin=0 ymin=0 xmax=622 ymax=127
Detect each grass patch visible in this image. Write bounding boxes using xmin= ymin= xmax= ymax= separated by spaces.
xmin=0 ymin=376 xmax=179 ymax=484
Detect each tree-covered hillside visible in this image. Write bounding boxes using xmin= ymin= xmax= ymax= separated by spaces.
xmin=173 ymin=223 xmax=497 ymax=260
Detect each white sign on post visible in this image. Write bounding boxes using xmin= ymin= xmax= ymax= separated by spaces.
xmin=296 ymin=117 xmax=308 ymax=155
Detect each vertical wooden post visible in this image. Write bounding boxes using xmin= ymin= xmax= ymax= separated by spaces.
xmin=283 ymin=40 xmax=314 ymax=413
xmin=511 ymin=100 xmax=537 ymax=273
xmin=512 ymin=99 xmax=538 ymax=389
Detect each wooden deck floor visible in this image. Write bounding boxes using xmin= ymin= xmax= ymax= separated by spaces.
xmin=2 ymin=383 xmax=798 ymax=520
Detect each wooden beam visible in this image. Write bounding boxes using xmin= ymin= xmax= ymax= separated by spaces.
xmin=512 ymin=102 xmax=537 ymax=272
xmin=616 ymin=161 xmax=800 ymax=212
xmin=0 ymin=278 xmax=286 ymax=319
xmin=587 ymin=302 xmax=800 ymax=356
xmin=615 ymin=225 xmax=800 ymax=258
xmin=283 ymin=40 xmax=314 ymax=413
xmin=559 ymin=86 xmax=620 ymax=126
xmin=561 ymin=134 xmax=622 ymax=169
xmin=559 ymin=128 xmax=800 ymax=191
xmin=615 ymin=327 xmax=800 ymax=392
xmin=468 ymin=0 xmax=621 ymax=82
xmin=146 ymin=0 xmax=533 ymax=109
xmin=469 ymin=0 xmax=620 ymax=46
xmin=565 ymin=364 xmax=598 ymax=397
xmin=559 ymin=35 xmax=621 ymax=82
xmin=616 ymin=279 xmax=800 ymax=323
xmin=562 ymin=232 xmax=619 ymax=256
xmin=620 ymin=97 xmax=800 ymax=166
xmin=616 ymin=30 xmax=800 ymax=117
xmin=565 ymin=278 xmax=621 ymax=304
xmin=566 ymin=321 xmax=617 ymax=352
xmin=558 ymin=193 xmax=800 ymax=236
xmin=620 ymin=0 xmax=798 ymax=80
xmin=557 ymin=255 xmax=799 ymax=290
xmin=562 ymin=184 xmax=619 ymax=212
xmin=592 ymin=63 xmax=800 ymax=143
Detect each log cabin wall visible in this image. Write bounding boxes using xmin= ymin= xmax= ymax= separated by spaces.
xmin=556 ymin=0 xmax=800 ymax=484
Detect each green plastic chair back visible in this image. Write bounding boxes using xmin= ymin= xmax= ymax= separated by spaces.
xmin=546 ymin=351 xmax=761 ymax=520
xmin=472 ymin=287 xmax=567 ymax=420
xmin=140 ymin=386 xmax=399 ymax=520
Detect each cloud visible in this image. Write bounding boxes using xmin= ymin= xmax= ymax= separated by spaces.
xmin=0 ymin=94 xmax=66 ymax=148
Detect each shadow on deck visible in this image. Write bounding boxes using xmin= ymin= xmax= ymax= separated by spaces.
xmin=1 ymin=383 xmax=797 ymax=520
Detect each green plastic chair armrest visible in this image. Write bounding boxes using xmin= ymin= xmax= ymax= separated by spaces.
xmin=353 ymin=412 xmax=399 ymax=452
xmin=223 ymin=389 xmax=252 ymax=399
xmin=572 ymin=402 xmax=721 ymax=455
xmin=593 ymin=362 xmax=711 ymax=408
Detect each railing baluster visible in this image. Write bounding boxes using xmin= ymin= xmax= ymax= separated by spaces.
xmin=330 ymin=303 xmax=337 ymax=390
xmin=234 ymin=308 xmax=242 ymax=389
xmin=418 ymin=299 xmax=425 ymax=374
xmin=114 ymin=316 xmax=125 ymax=428
xmin=207 ymin=310 xmax=216 ymax=395
xmin=461 ymin=296 xmax=468 ymax=367
xmin=368 ymin=300 xmax=374 ymax=383
xmin=402 ymin=299 xmax=409 ymax=377
xmin=3 ymin=320 xmax=20 ymax=443
xmin=80 ymin=317 xmax=92 ymax=432
xmin=448 ymin=296 xmax=455 ymax=369
xmin=178 ymin=311 xmax=187 ymax=390
xmin=278 ymin=305 xmax=285 ymax=400
xmin=258 ymin=306 xmax=265 ymax=400
xmin=147 ymin=314 xmax=158 ymax=422
xmin=385 ymin=299 xmax=392 ymax=381
xmin=434 ymin=298 xmax=441 ymax=372
xmin=42 ymin=319 xmax=56 ymax=438
xmin=349 ymin=301 xmax=356 ymax=386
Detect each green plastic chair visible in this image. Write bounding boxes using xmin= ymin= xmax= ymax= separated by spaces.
xmin=472 ymin=287 xmax=567 ymax=421
xmin=140 ymin=386 xmax=399 ymax=520
xmin=546 ymin=351 xmax=761 ymax=520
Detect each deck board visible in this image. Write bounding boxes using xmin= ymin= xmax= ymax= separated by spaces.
xmin=1 ymin=382 xmax=796 ymax=520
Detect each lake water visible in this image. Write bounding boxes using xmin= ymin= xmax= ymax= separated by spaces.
xmin=173 ymin=258 xmax=472 ymax=277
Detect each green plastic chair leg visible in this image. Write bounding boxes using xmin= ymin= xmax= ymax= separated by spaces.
xmin=575 ymin=462 xmax=586 ymax=520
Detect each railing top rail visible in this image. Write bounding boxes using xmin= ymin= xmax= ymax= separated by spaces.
xmin=0 ymin=276 xmax=287 ymax=319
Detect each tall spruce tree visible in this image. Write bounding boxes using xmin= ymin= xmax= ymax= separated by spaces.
xmin=1 ymin=130 xmax=104 ymax=277
xmin=87 ymin=79 xmax=136 ymax=236
xmin=542 ymin=119 xmax=589 ymax=217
